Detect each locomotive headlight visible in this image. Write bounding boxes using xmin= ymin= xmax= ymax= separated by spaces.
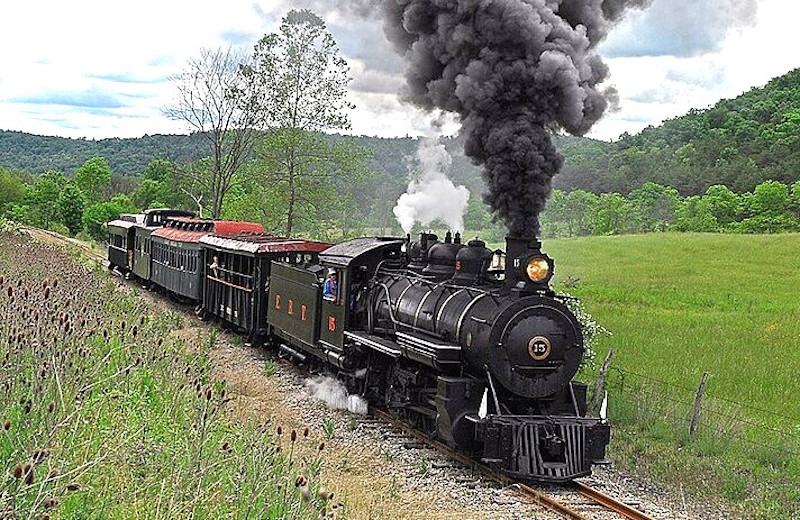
xmin=525 ymin=257 xmax=550 ymax=282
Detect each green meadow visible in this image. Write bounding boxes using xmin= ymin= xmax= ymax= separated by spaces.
xmin=544 ymin=233 xmax=800 ymax=518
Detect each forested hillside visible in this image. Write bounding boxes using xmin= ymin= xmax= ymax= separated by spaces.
xmin=3 ymin=68 xmax=798 ymax=196
xmin=0 ymin=131 xmax=207 ymax=176
xmin=556 ymin=67 xmax=800 ymax=195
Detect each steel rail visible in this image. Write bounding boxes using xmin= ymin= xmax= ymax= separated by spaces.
xmin=572 ymin=481 xmax=658 ymax=520
xmin=370 ymin=408 xmax=591 ymax=520
xmin=372 ymin=408 xmax=660 ymax=520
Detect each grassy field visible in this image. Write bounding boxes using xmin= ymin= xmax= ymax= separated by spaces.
xmin=543 ymin=232 xmax=799 ymax=518
xmin=0 ymin=229 xmax=336 ymax=520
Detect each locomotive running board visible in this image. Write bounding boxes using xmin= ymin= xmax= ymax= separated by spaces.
xmin=344 ymin=331 xmax=402 ymax=358
xmin=395 ymin=331 xmax=461 ymax=371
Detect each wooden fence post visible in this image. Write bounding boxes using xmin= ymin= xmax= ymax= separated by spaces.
xmin=592 ymin=349 xmax=615 ymax=412
xmin=689 ymin=372 xmax=709 ymax=442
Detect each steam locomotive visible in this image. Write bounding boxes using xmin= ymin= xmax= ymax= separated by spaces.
xmin=107 ymin=209 xmax=610 ymax=482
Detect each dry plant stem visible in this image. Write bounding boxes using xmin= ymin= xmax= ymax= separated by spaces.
xmin=50 ymin=355 xmax=65 ymax=411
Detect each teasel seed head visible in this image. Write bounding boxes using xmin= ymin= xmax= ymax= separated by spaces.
xmin=3 ymin=420 xmax=10 ymax=431
xmin=32 ymin=449 xmax=50 ymax=464
xmin=318 ymin=442 xmax=325 ymax=452
xmin=48 ymin=401 xmax=55 ymax=413
xmin=12 ymin=463 xmax=23 ymax=479
xmin=317 ymin=487 xmax=332 ymax=501
xmin=23 ymin=464 xmax=34 ymax=485
xmin=66 ymin=482 xmax=81 ymax=491
xmin=303 ymin=426 xmax=309 ymax=438
xmin=277 ymin=426 xmax=283 ymax=436
xmin=291 ymin=429 xmax=297 ymax=442
xmin=44 ymin=498 xmax=59 ymax=508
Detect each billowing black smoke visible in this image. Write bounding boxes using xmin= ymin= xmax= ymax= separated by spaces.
xmin=375 ymin=0 xmax=650 ymax=236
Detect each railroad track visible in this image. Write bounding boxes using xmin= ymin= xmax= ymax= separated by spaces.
xmin=371 ymin=408 xmax=657 ymax=520
xmin=25 ymin=228 xmax=658 ymax=519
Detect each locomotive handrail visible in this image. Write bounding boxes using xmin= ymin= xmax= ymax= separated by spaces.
xmin=377 ymin=271 xmax=503 ymax=299
xmin=372 ymin=282 xmax=432 ymax=337
xmin=395 ymin=279 xmax=416 ymax=315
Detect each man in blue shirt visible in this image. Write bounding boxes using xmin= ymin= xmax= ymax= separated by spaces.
xmin=323 ymin=270 xmax=338 ymax=302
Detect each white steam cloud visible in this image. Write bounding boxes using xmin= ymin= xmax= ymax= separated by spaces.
xmin=305 ymin=376 xmax=369 ymax=415
xmin=393 ymin=138 xmax=471 ymax=234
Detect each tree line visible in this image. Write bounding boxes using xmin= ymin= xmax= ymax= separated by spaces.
xmin=540 ymin=180 xmax=800 ymax=238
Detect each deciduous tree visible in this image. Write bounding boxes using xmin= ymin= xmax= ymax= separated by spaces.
xmin=0 ymin=167 xmax=25 ymax=215
xmin=29 ymin=170 xmax=66 ymax=227
xmin=74 ymin=157 xmax=112 ymax=204
xmin=56 ymin=183 xmax=85 ymax=236
xmin=165 ymin=47 xmax=263 ymax=218
xmin=593 ymin=193 xmax=631 ymax=235
xmin=703 ymin=184 xmax=740 ymax=226
xmin=628 ymin=182 xmax=680 ymax=232
xmin=243 ymin=10 xmax=366 ymax=236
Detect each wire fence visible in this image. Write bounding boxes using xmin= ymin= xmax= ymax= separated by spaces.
xmin=601 ymin=366 xmax=799 ymax=463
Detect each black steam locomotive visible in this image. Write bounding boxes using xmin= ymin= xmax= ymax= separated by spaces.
xmin=107 ymin=209 xmax=610 ymax=482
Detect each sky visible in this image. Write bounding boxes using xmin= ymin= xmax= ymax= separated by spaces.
xmin=0 ymin=0 xmax=798 ymax=142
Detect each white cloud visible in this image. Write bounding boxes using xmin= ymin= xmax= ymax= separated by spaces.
xmin=590 ymin=0 xmax=800 ymax=141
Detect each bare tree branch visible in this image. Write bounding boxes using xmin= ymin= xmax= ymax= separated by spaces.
xmin=164 ymin=47 xmax=267 ymax=218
